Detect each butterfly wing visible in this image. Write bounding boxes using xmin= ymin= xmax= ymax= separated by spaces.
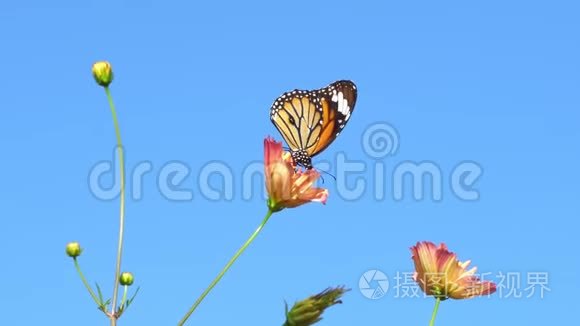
xmin=270 ymin=80 xmax=357 ymax=167
xmin=269 ymin=89 xmax=321 ymax=154
xmin=307 ymin=80 xmax=357 ymax=157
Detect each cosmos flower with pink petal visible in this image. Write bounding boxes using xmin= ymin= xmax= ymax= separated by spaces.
xmin=264 ymin=137 xmax=328 ymax=212
xmin=411 ymin=241 xmax=496 ymax=300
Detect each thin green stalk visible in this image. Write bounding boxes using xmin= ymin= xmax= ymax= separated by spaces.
xmin=73 ymin=258 xmax=101 ymax=307
xmin=105 ymin=86 xmax=126 ymax=325
xmin=120 ymin=285 xmax=128 ymax=309
xmin=177 ymin=209 xmax=274 ymax=326
xmin=429 ymin=297 xmax=442 ymax=326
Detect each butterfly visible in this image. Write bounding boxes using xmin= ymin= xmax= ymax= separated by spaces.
xmin=270 ymin=80 xmax=357 ymax=169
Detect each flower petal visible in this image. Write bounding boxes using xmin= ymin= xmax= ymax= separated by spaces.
xmin=264 ymin=137 xmax=328 ymax=211
xmin=410 ymin=241 xmax=497 ymax=300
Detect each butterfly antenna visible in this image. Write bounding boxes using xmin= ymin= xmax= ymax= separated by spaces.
xmin=318 ymin=169 xmax=336 ymax=184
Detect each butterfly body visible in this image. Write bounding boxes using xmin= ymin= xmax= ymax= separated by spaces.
xmin=270 ymin=80 xmax=357 ymax=169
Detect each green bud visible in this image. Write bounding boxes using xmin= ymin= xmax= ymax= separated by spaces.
xmin=65 ymin=241 xmax=82 ymax=258
xmin=120 ymin=272 xmax=134 ymax=286
xmin=92 ymin=61 xmax=114 ymax=87
xmin=284 ymin=286 xmax=349 ymax=326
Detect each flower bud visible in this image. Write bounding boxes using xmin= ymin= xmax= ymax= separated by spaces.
xmin=120 ymin=272 xmax=134 ymax=286
xmin=92 ymin=61 xmax=114 ymax=87
xmin=65 ymin=242 xmax=82 ymax=258
xmin=284 ymin=287 xmax=348 ymax=326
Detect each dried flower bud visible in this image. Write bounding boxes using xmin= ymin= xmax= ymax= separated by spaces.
xmin=284 ymin=287 xmax=348 ymax=326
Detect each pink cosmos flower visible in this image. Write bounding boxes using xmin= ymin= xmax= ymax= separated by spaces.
xmin=264 ymin=137 xmax=328 ymax=211
xmin=411 ymin=241 xmax=496 ymax=299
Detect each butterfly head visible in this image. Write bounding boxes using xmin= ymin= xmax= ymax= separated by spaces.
xmin=291 ymin=150 xmax=313 ymax=170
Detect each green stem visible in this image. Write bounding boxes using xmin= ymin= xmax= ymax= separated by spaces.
xmin=429 ymin=297 xmax=442 ymax=326
xmin=105 ymin=86 xmax=126 ymax=325
xmin=73 ymin=258 xmax=101 ymax=307
xmin=177 ymin=209 xmax=274 ymax=326
xmin=120 ymin=285 xmax=128 ymax=309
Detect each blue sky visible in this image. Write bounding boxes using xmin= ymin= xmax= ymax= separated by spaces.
xmin=0 ymin=0 xmax=578 ymax=325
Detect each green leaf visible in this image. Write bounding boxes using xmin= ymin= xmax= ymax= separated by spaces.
xmin=95 ymin=283 xmax=104 ymax=305
xmin=117 ymin=286 xmax=140 ymax=318
xmin=127 ymin=286 xmax=140 ymax=307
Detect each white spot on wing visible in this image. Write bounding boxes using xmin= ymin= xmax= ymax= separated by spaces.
xmin=337 ymin=91 xmax=350 ymax=116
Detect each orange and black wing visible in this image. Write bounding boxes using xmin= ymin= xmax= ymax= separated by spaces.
xmin=307 ymin=80 xmax=357 ymax=157
xmin=269 ymin=88 xmax=322 ymax=154
xmin=269 ymin=80 xmax=357 ymax=168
